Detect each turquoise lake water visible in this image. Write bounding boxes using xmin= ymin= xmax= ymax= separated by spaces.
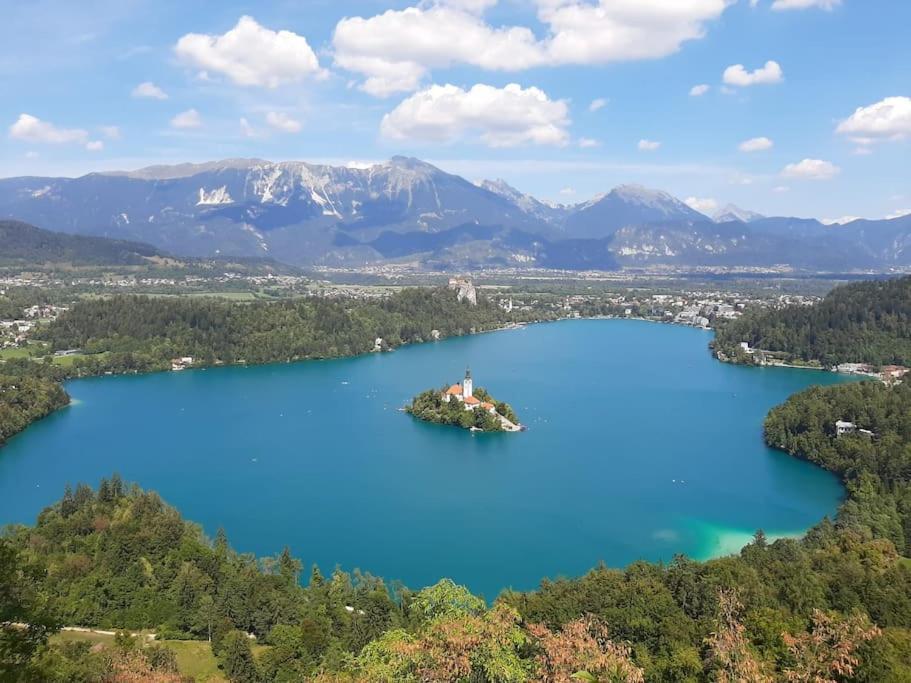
xmin=0 ymin=319 xmax=850 ymax=599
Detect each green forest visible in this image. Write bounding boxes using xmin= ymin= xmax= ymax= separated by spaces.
xmin=406 ymin=387 xmax=519 ymax=431
xmin=0 ymin=375 xmax=69 ymax=446
xmin=714 ymin=275 xmax=911 ymax=367
xmin=3 ymin=381 xmax=911 ymax=681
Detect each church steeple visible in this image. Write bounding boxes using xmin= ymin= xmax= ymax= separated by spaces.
xmin=462 ymin=366 xmax=473 ymax=399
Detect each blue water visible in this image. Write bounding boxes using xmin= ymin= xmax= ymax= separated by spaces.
xmin=0 ymin=320 xmax=850 ymax=599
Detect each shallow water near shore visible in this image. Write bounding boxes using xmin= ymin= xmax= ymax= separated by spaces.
xmin=0 ymin=319 xmax=851 ymax=598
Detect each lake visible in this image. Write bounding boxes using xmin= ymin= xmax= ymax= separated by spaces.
xmin=0 ymin=319 xmax=850 ymax=599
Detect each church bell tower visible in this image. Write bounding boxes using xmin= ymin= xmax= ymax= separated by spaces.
xmin=462 ymin=367 xmax=473 ymax=399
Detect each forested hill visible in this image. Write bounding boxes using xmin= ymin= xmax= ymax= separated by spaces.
xmin=36 ymin=288 xmax=530 ymax=370
xmin=0 ymin=219 xmax=164 ymax=266
xmin=765 ymin=381 xmax=911 ymax=553
xmin=714 ymin=275 xmax=911 ymax=366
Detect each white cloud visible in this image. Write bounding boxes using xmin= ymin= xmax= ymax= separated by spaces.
xmin=99 ymin=126 xmax=121 ymax=140
xmin=638 ymin=139 xmax=661 ymax=151
xmin=886 ymin=208 xmax=911 ymax=220
xmin=8 ymin=114 xmax=88 ymax=144
xmin=175 ymin=16 xmax=322 ymax=88
xmin=170 ymin=109 xmax=202 ymax=129
xmin=131 ymin=81 xmax=168 ymax=100
xmin=723 ymin=60 xmax=783 ymax=87
xmin=578 ymin=137 xmax=600 ymax=148
xmin=772 ymin=0 xmax=840 ymax=10
xmin=333 ymin=1 xmax=733 ymax=96
xmin=781 ymin=158 xmax=840 ymax=180
xmin=85 ymin=140 xmax=104 ymax=152
xmin=265 ymin=111 xmax=302 ymax=133
xmin=380 ymin=82 xmax=570 ymax=147
xmin=685 ymin=196 xmax=718 ymax=214
xmin=773 ymin=185 xmax=790 ymax=193
xmin=836 ymin=96 xmax=911 ymax=145
xmin=738 ymin=136 xmax=773 ymax=152
xmin=689 ymin=84 xmax=710 ymax=96
xmin=441 ymin=0 xmax=498 ymax=12
xmin=589 ymin=97 xmax=608 ymax=112
xmin=559 ymin=186 xmax=576 ymax=196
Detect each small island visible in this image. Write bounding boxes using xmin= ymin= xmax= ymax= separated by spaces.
xmin=406 ymin=368 xmax=522 ymax=432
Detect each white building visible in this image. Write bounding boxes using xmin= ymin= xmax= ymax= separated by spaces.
xmin=835 ymin=420 xmax=856 ymax=436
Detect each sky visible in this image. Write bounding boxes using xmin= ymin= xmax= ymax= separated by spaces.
xmin=2 ymin=0 xmax=910 ymax=221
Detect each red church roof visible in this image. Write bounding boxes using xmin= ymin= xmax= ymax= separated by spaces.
xmin=464 ymin=395 xmax=481 ymax=405
xmin=446 ymin=384 xmax=463 ymax=395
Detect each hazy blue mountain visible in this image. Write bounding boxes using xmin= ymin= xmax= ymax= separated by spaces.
xmin=564 ymin=184 xmax=709 ymax=239
xmin=1 ymin=158 xmax=910 ymax=271
xmin=713 ymin=204 xmax=765 ymax=223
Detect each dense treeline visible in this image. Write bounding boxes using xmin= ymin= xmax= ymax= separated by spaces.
xmin=0 ymin=374 xmax=69 ymax=446
xmin=714 ymin=275 xmax=911 ymax=366
xmin=36 ymin=288 xmax=531 ymax=372
xmin=765 ymin=381 xmax=911 ymax=555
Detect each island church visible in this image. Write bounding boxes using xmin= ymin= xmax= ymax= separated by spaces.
xmin=442 ymin=368 xmax=496 ymax=414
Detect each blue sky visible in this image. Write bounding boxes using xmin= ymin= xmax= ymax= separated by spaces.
xmin=2 ymin=0 xmax=909 ymax=220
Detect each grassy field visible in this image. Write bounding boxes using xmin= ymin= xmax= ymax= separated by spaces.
xmin=0 ymin=346 xmax=35 ymax=360
xmin=51 ymin=630 xmax=270 ymax=682
xmin=162 ymin=640 xmax=228 ymax=683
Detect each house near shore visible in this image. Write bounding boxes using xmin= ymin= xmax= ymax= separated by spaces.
xmin=171 ymin=356 xmax=194 ymax=371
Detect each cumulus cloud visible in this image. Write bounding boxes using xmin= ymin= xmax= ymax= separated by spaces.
xmin=738 ymin=136 xmax=773 ymax=152
xmin=559 ymin=186 xmax=576 ymax=196
xmin=380 ymin=82 xmax=569 ymax=147
xmin=836 ymin=96 xmax=911 ymax=145
xmin=131 ymin=81 xmax=168 ymax=99
xmin=578 ymin=137 xmax=600 ymax=148
xmin=685 ymin=196 xmax=718 ymax=214
xmin=85 ymin=140 xmax=104 ymax=152
xmin=9 ymin=113 xmax=88 ymax=144
xmin=589 ymin=97 xmax=608 ymax=112
xmin=170 ymin=109 xmax=202 ymax=129
xmin=638 ymin=139 xmax=661 ymax=151
xmin=723 ymin=60 xmax=783 ymax=86
xmin=333 ymin=1 xmax=732 ymax=96
xmin=265 ymin=111 xmax=302 ymax=133
xmin=781 ymin=158 xmax=840 ymax=180
xmin=772 ymin=0 xmax=840 ymax=9
xmin=689 ymin=84 xmax=710 ymax=96
xmin=175 ymin=16 xmax=322 ymax=88
xmin=239 ymin=117 xmax=257 ymax=138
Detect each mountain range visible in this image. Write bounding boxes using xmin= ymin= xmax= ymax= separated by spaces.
xmin=1 ymin=157 xmax=909 ymax=272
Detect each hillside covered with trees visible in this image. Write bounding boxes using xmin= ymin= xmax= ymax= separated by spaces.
xmin=765 ymin=381 xmax=911 ymax=554
xmin=0 ymin=374 xmax=69 ymax=446
xmin=714 ymin=275 xmax=911 ymax=367
xmin=0 ymin=220 xmax=164 ymax=267
xmin=36 ymin=288 xmax=532 ymax=371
